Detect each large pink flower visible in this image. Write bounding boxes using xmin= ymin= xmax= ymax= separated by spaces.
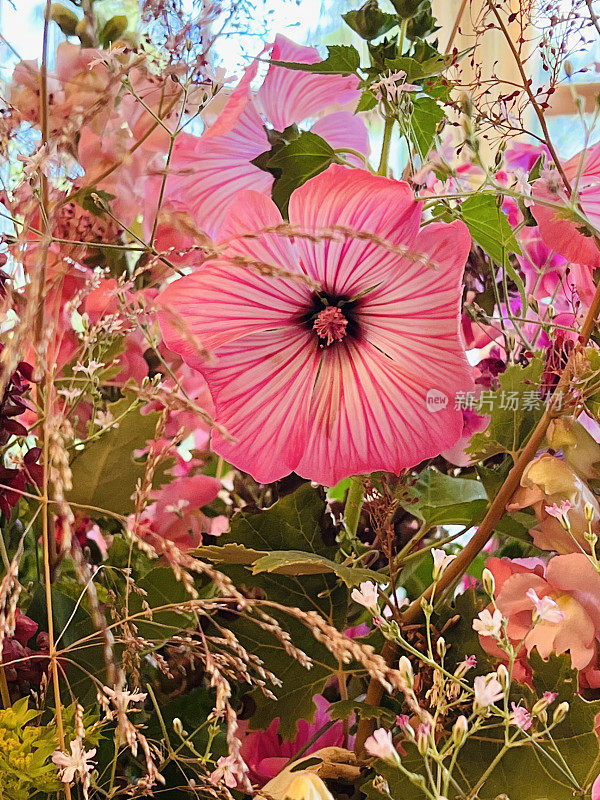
xmin=158 ymin=165 xmax=473 ymax=485
xmin=532 ymin=143 xmax=600 ymax=268
xmin=480 ymin=554 xmax=600 ymax=688
xmin=238 ymin=695 xmax=345 ymax=787
xmin=150 ymin=35 xmax=366 ymax=238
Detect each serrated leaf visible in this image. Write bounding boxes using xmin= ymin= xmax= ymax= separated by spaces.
xmin=400 ymin=467 xmax=488 ymax=526
xmin=467 ymin=357 xmax=545 ymax=460
xmin=328 ymin=699 xmax=396 ymax=725
xmin=270 ymin=44 xmax=361 ymax=75
xmin=269 ymin=131 xmax=335 ymax=216
xmin=343 ymin=4 xmax=398 ymax=40
xmin=68 ymin=392 xmax=166 ymax=515
xmin=355 ymin=89 xmax=378 ymax=113
xmin=460 ymin=193 xmax=521 ymax=266
xmin=408 ymin=95 xmax=444 ymax=158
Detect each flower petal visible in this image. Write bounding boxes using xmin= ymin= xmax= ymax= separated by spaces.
xmin=206 ymin=329 xmax=321 ymax=482
xmin=358 ymin=220 xmax=473 ymax=396
xmin=162 ymin=99 xmax=272 ymax=238
xmin=294 ymin=337 xmax=468 ymax=486
xmin=257 ymin=35 xmax=360 ymax=131
xmin=288 ymin=164 xmax=422 ymax=296
xmin=311 ymin=110 xmax=370 ymax=162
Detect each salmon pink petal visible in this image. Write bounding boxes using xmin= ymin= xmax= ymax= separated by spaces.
xmin=258 ymin=35 xmax=360 ymax=131
xmin=563 ymin=141 xmax=600 ymax=182
xmin=206 ymin=329 xmax=321 ymax=483
xmin=162 ymin=101 xmax=272 ymax=238
xmin=546 ymin=554 xmax=600 ymax=634
xmin=288 ymin=164 xmax=422 ymax=296
xmin=311 ymin=111 xmax=370 ymax=162
xmin=294 ymin=338 xmax=467 ymax=486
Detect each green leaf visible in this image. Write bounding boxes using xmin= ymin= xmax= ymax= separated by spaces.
xmin=408 ymin=95 xmax=443 ymax=158
xmin=99 ymin=14 xmax=127 ymax=46
xmin=270 ymin=44 xmax=361 ymax=75
xmin=201 ymin=485 xmax=351 ymax=738
xmin=460 ymin=193 xmax=521 ymax=265
xmin=251 ymin=550 xmax=383 ymax=587
xmin=68 ymin=392 xmax=167 ymax=515
xmin=355 ymin=89 xmax=378 ymax=113
xmin=468 ymin=357 xmax=545 ymax=460
xmin=328 ymin=699 xmax=396 ymax=725
xmin=127 ymin=567 xmax=193 ymax=643
xmin=400 ymin=467 xmax=488 ymax=526
xmin=269 ymin=131 xmax=336 ymax=216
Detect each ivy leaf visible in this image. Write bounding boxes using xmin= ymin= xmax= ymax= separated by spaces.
xmin=400 ymin=467 xmax=488 ymax=526
xmin=269 ymin=131 xmax=336 ymax=216
xmin=270 ymin=44 xmax=361 ymax=75
xmin=460 ymin=193 xmax=521 ymax=266
xmin=68 ymin=392 xmax=169 ymax=515
xmin=467 ymin=357 xmax=545 ymax=460
xmin=408 ymin=95 xmax=444 ymax=158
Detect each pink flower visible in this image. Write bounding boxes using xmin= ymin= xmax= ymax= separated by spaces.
xmin=238 ymin=695 xmax=346 ymax=787
xmin=592 ymin=773 xmax=600 ymax=800
xmin=544 ymin=500 xmax=572 ymax=521
xmin=351 ymin=581 xmax=379 ymax=611
xmin=158 ymin=166 xmax=473 ymax=485
xmin=479 ymin=555 xmax=600 ymax=688
xmin=526 ymin=588 xmax=566 ymax=623
xmin=364 ymin=728 xmax=398 ymax=762
xmin=532 ymin=143 xmax=600 ymax=269
xmin=432 ymin=548 xmax=457 ymax=580
xmin=510 ymin=702 xmax=532 ymax=731
xmin=473 ymin=673 xmax=504 ymax=710
xmin=52 ymin=740 xmax=97 ymax=799
xmin=140 ymin=475 xmax=223 ymax=550
xmin=154 ymin=35 xmax=367 ymax=238
xmin=210 ymin=755 xmax=247 ymax=789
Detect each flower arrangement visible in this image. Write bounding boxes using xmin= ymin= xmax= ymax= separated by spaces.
xmin=2 ymin=0 xmax=600 ymax=798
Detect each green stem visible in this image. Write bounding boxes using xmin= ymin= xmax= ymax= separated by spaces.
xmin=344 ymin=476 xmax=366 ymax=541
xmin=399 ymin=16 xmax=408 ymax=55
xmin=378 ymin=117 xmax=394 ymax=176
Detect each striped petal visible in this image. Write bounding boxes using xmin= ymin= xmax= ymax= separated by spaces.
xmin=163 ymin=101 xmax=272 ymax=238
xmin=294 ymin=337 xmax=467 ymax=486
xmin=357 ymin=220 xmax=473 ymax=396
xmin=206 ymin=329 xmax=321 ymax=483
xmin=288 ymin=164 xmax=422 ymax=296
xmin=311 ymin=110 xmax=370 ymax=164
xmin=257 ymin=35 xmax=360 ymax=132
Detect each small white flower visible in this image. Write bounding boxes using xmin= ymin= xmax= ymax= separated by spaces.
xmin=73 ymin=360 xmax=105 ymax=377
xmin=58 ymin=387 xmax=83 ymax=402
xmin=210 ymin=755 xmax=246 ymax=789
xmin=472 ymin=607 xmax=503 ymax=638
xmin=165 ymin=498 xmax=190 ymax=515
xmin=526 ymin=588 xmax=566 ymax=624
xmin=351 ymin=581 xmax=379 ymax=612
xmin=431 ymin=548 xmax=457 ymax=580
xmin=94 ymin=409 xmax=116 ymax=429
xmin=364 ymin=728 xmax=399 ymax=762
xmin=473 ymin=673 xmax=504 ymax=711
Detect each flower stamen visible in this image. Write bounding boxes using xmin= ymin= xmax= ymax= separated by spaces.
xmin=313 ymin=306 xmax=348 ymax=346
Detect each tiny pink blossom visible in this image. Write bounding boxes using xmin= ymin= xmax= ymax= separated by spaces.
xmin=52 ymin=740 xmax=97 ymax=799
xmin=510 ymin=702 xmax=533 ymax=731
xmin=396 ymin=714 xmax=413 ymax=736
xmin=543 ymin=691 xmax=557 ymax=704
xmin=526 ymin=588 xmax=566 ymax=624
xmin=592 ymin=773 xmax=600 ymax=800
xmin=364 ymin=728 xmax=398 ymax=762
xmin=544 ymin=500 xmax=571 ymax=520
xmin=351 ymin=581 xmax=379 ymax=611
xmin=210 ymin=755 xmax=246 ymax=789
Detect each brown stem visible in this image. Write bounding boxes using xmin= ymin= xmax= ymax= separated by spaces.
xmin=585 ymin=0 xmax=600 ymax=38
xmin=445 ymin=0 xmax=468 ymax=54
xmin=354 ymin=259 xmax=600 ymax=757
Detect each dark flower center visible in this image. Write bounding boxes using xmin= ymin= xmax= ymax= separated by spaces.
xmin=302 ymin=292 xmax=360 ymax=346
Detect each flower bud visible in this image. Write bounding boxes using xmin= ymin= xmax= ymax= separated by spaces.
xmin=173 ymin=717 xmax=184 ymax=736
xmin=452 ymin=715 xmax=468 ymax=746
xmin=496 ymin=664 xmax=510 ymax=691
xmin=416 ymin=723 xmax=431 ymax=756
xmin=586 ymin=502 xmax=595 ymax=523
xmin=436 ymin=637 xmax=446 ymax=659
xmin=565 ymin=60 xmax=574 ymax=77
xmin=482 ymin=568 xmax=496 ymax=598
xmin=553 ymin=702 xmax=569 ymax=724
xmin=398 ymin=656 xmax=414 ymax=689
